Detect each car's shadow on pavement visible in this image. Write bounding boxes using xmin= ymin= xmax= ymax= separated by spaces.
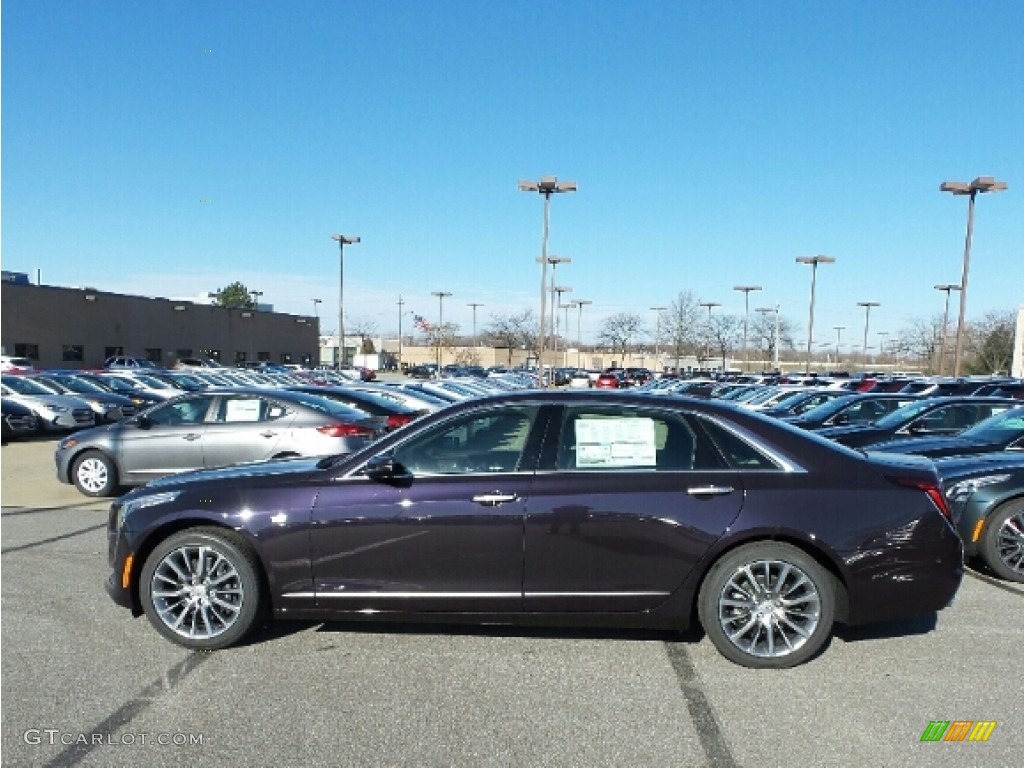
xmin=834 ymin=612 xmax=938 ymax=642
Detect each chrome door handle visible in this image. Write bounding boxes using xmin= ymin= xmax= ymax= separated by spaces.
xmin=260 ymin=431 xmax=278 ymax=438
xmin=472 ymin=493 xmax=518 ymax=506
xmin=686 ymin=485 xmax=734 ymax=497
xmin=183 ymin=433 xmax=202 ymax=442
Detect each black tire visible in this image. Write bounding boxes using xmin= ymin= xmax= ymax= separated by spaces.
xmin=139 ymin=527 xmax=266 ymax=650
xmin=698 ymin=541 xmax=835 ymax=669
xmin=978 ymin=500 xmax=1024 ymax=583
xmin=71 ymin=450 xmax=119 ymax=497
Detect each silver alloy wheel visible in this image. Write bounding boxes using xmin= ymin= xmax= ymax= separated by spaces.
xmin=996 ymin=509 xmax=1024 ymax=577
xmin=150 ymin=545 xmax=244 ymax=640
xmin=717 ymin=559 xmax=822 ymax=659
xmin=76 ymin=456 xmax=110 ymax=494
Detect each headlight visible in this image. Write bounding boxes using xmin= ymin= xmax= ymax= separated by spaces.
xmin=945 ymin=474 xmax=1010 ymax=505
xmin=45 ymin=405 xmax=69 ymax=413
xmin=117 ymin=491 xmax=183 ymax=530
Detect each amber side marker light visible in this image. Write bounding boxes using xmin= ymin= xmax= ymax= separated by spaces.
xmin=122 ymin=554 xmax=134 ymax=589
xmin=972 ymin=519 xmax=986 ymax=543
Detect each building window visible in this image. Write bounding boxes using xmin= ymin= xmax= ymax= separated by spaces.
xmin=235 ymin=351 xmax=247 ymax=364
xmin=62 ymin=345 xmax=85 ymax=362
xmin=280 ymin=353 xmax=293 ymax=364
xmin=105 ymin=346 xmax=125 ymax=359
xmin=144 ymin=348 xmax=162 ymax=363
xmin=176 ymin=348 xmax=193 ymax=359
xmin=257 ymin=351 xmax=270 ymax=362
xmin=14 ymin=343 xmax=39 ymax=360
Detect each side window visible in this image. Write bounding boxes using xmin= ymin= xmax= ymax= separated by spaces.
xmin=391 ymin=406 xmax=538 ymax=475
xmin=217 ymin=396 xmax=267 ymax=423
xmin=146 ymin=397 xmax=213 ymax=426
xmin=693 ymin=416 xmax=782 ymax=470
xmin=556 ymin=406 xmax=716 ymax=471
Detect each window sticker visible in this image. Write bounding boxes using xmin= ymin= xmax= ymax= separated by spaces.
xmin=224 ymin=399 xmax=262 ymax=422
xmin=574 ymin=417 xmax=657 ymax=468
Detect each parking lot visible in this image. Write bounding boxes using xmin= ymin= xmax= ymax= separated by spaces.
xmin=2 ymin=435 xmax=1021 ymax=767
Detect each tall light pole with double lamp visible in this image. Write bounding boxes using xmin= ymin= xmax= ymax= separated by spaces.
xmin=857 ymin=301 xmax=880 ymax=369
xmin=940 ymin=176 xmax=1008 ymax=376
xmin=396 ymin=295 xmax=405 ymax=371
xmin=933 ymin=283 xmax=962 ymax=375
xmin=519 ymin=177 xmax=577 ymax=384
xmin=572 ymin=300 xmax=591 ymax=369
xmin=431 ymin=291 xmax=452 ymax=367
xmin=795 ymin=255 xmax=835 ymax=374
xmin=331 ymin=234 xmax=360 ymax=367
xmin=650 ymin=306 xmax=667 ymax=363
xmin=467 ymin=302 xmax=484 ymax=347
xmin=540 ymin=256 xmax=571 ymax=361
xmin=733 ymin=285 xmax=762 ymax=371
xmin=552 ymin=285 xmax=572 ymax=357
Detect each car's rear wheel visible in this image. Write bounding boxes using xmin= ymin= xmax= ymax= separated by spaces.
xmin=978 ymin=500 xmax=1024 ymax=583
xmin=140 ymin=528 xmax=266 ymax=650
xmin=698 ymin=541 xmax=835 ymax=668
xmin=71 ymin=450 xmax=119 ymax=497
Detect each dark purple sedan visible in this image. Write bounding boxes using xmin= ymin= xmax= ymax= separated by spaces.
xmin=105 ymin=390 xmax=963 ymax=668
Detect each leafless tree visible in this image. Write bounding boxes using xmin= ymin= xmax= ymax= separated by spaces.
xmin=966 ymin=310 xmax=1016 ymax=374
xmin=598 ymin=312 xmax=645 ymax=360
xmin=664 ymin=291 xmax=703 ymax=369
xmin=705 ymin=314 xmax=743 ymax=370
xmin=750 ymin=311 xmax=798 ymax=365
xmin=482 ymin=310 xmax=537 ymax=365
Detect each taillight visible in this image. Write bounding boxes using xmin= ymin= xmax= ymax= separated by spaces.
xmin=887 ymin=476 xmax=952 ymax=520
xmin=317 ymin=424 xmax=374 ymax=438
xmin=386 ymin=414 xmax=413 ymax=430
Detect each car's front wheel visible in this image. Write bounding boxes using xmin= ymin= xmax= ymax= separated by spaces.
xmin=139 ymin=528 xmax=266 ymax=650
xmin=71 ymin=450 xmax=119 ymax=497
xmin=698 ymin=541 xmax=836 ymax=668
xmin=978 ymin=500 xmax=1024 ymax=583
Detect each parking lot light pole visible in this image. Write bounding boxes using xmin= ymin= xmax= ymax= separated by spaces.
xmin=552 ymin=285 xmax=572 ymax=356
xmin=733 ymin=286 xmax=762 ymax=372
xmin=432 ymin=291 xmax=452 ymax=368
xmin=467 ymin=302 xmax=484 ymax=347
xmin=699 ymin=301 xmax=721 ymax=370
xmin=331 ymin=234 xmax=361 ymax=367
xmin=650 ymin=306 xmax=667 ymax=363
xmin=877 ymin=331 xmax=890 ymax=363
xmin=519 ymin=177 xmax=577 ymax=385
xmin=832 ymin=326 xmax=844 ymax=366
xmin=933 ymin=283 xmax=962 ymax=375
xmin=940 ymin=176 xmax=1007 ymax=376
xmin=795 ymin=255 xmax=835 ymax=374
xmin=397 ymin=295 xmax=405 ymax=370
xmin=857 ymin=301 xmax=880 ymax=369
xmin=572 ymin=300 xmax=591 ymax=369
xmin=249 ymin=290 xmax=263 ymax=309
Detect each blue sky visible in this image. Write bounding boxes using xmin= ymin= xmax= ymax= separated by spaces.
xmin=3 ymin=1 xmax=1021 ymax=349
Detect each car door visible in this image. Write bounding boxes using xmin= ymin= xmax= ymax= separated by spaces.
xmin=201 ymin=393 xmax=291 ymax=468
xmin=523 ymin=403 xmax=743 ymax=612
xmin=309 ymin=404 xmax=544 ymax=613
xmin=118 ymin=395 xmax=214 ymax=480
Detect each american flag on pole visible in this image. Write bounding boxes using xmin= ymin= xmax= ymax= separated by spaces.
xmin=413 ymin=314 xmax=431 ymax=331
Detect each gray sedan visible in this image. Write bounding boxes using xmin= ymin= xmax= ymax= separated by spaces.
xmin=55 ymin=388 xmax=387 ymax=497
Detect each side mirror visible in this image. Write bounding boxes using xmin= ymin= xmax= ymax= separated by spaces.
xmin=364 ymin=454 xmax=409 ymax=481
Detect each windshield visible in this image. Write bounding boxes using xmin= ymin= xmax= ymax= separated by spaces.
xmin=1 ymin=375 xmax=53 ymax=395
xmin=873 ymin=400 xmax=937 ymax=429
xmin=959 ymin=407 xmax=1024 ymax=442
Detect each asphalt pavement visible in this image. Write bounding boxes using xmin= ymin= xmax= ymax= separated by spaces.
xmin=2 ymin=434 xmax=1021 ymax=767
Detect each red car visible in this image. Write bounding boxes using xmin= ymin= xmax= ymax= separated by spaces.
xmin=594 ymin=372 xmax=624 ymax=388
